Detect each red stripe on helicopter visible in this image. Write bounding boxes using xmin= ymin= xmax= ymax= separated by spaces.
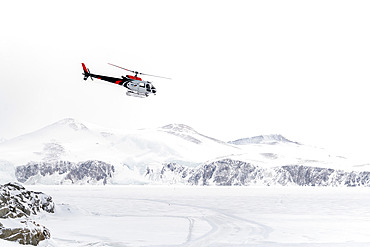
xmin=127 ymin=75 xmax=142 ymax=81
xmin=115 ymin=80 xmax=122 ymax=84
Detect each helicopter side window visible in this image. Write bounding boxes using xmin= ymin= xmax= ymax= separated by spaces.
xmin=139 ymin=82 xmax=145 ymax=88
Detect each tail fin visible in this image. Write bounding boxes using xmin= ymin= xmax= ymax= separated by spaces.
xmin=81 ymin=63 xmax=93 ymax=81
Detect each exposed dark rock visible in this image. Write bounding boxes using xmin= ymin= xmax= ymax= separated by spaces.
xmin=0 ymin=220 xmax=51 ymax=245
xmin=16 ymin=160 xmax=115 ymax=185
xmin=148 ymin=159 xmax=370 ymax=187
xmin=0 ymin=183 xmax=54 ymax=218
xmin=65 ymin=160 xmax=114 ymax=185
xmin=0 ymin=183 xmax=53 ymax=245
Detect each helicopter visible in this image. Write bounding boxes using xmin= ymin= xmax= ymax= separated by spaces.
xmin=81 ymin=63 xmax=170 ymax=97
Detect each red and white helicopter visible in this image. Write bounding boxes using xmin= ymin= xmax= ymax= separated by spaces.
xmin=81 ymin=63 xmax=170 ymax=97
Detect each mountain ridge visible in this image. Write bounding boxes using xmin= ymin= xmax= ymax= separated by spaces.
xmin=229 ymin=134 xmax=300 ymax=145
xmin=0 ymin=118 xmax=239 ymax=167
xmin=0 ymin=118 xmax=366 ymax=186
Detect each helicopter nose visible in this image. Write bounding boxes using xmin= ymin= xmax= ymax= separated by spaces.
xmin=152 ymin=89 xmax=156 ymax=94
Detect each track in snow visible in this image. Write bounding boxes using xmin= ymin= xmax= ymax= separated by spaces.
xmin=28 ymin=186 xmax=370 ymax=247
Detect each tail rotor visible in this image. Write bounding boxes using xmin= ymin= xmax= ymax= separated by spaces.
xmin=82 ymin=63 xmax=93 ymax=81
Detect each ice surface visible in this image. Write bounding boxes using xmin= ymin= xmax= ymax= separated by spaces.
xmin=15 ymin=185 xmax=370 ymax=247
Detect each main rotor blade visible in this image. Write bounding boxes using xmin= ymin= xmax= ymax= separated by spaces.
xmin=108 ymin=63 xmax=171 ymax=80
xmin=108 ymin=63 xmax=136 ymax=74
xmin=140 ymin=72 xmax=172 ymax=80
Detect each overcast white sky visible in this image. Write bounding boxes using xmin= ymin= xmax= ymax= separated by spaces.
xmin=1 ymin=0 xmax=370 ymax=161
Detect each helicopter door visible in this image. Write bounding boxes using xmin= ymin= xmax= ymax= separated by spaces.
xmin=138 ymin=82 xmax=146 ymax=94
xmin=146 ymin=83 xmax=151 ymax=92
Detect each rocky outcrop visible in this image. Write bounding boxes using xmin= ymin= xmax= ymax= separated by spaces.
xmin=65 ymin=160 xmax=115 ymax=184
xmin=0 ymin=219 xmax=50 ymax=245
xmin=15 ymin=160 xmax=115 ymax=185
xmin=0 ymin=183 xmax=54 ymax=218
xmin=148 ymin=159 xmax=370 ymax=187
xmin=275 ymin=165 xmax=370 ymax=186
xmin=12 ymin=157 xmax=370 ymax=187
xmin=0 ymin=183 xmax=54 ymax=245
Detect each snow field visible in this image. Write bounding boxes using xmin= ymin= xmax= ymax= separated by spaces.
xmin=17 ymin=185 xmax=370 ymax=247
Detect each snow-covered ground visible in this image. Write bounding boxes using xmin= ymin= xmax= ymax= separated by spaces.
xmin=1 ymin=185 xmax=367 ymax=247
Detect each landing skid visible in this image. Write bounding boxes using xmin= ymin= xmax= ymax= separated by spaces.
xmin=126 ymin=91 xmax=148 ymax=98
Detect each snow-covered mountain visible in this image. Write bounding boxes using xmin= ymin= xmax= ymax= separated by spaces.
xmin=0 ymin=118 xmax=368 ymax=186
xmin=225 ymin=134 xmax=354 ymax=171
xmin=0 ymin=118 xmax=237 ymax=167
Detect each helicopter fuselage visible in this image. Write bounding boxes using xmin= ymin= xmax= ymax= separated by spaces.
xmin=126 ymin=79 xmax=157 ymax=97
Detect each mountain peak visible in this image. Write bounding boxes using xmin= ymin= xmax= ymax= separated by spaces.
xmin=161 ymin=124 xmax=198 ymax=134
xmin=160 ymin=124 xmax=205 ymax=144
xmin=54 ymin=118 xmax=88 ymax=131
xmin=229 ymin=134 xmax=300 ymax=145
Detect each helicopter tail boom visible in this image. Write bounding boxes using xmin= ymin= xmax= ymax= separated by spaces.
xmin=81 ymin=63 xmax=131 ymax=88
